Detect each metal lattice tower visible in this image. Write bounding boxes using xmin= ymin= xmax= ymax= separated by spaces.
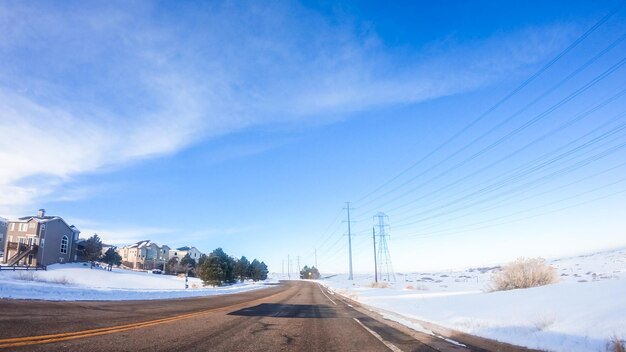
xmin=375 ymin=213 xmax=395 ymax=282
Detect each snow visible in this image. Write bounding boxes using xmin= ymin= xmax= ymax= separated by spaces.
xmin=0 ymin=263 xmax=273 ymax=301
xmin=319 ymin=247 xmax=626 ymax=352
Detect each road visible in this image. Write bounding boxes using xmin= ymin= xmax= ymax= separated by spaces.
xmin=0 ymin=281 xmax=527 ymax=352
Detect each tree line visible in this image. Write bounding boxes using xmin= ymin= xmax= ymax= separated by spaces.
xmin=166 ymin=248 xmax=268 ymax=286
xmin=79 ymin=235 xmax=268 ymax=286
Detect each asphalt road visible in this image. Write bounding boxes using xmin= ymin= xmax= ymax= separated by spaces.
xmin=0 ymin=281 xmax=521 ymax=352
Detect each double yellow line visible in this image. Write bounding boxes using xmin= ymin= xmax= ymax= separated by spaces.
xmin=0 ymin=306 xmax=220 ymax=349
xmin=0 ymin=288 xmax=287 ymax=349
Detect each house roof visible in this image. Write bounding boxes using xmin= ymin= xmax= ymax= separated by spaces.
xmin=125 ymin=240 xmax=168 ymax=249
xmin=128 ymin=240 xmax=151 ymax=248
xmin=176 ymin=246 xmax=191 ymax=251
xmin=12 ymin=214 xmax=80 ymax=233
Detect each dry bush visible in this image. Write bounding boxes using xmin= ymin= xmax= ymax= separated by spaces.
xmin=16 ymin=271 xmax=36 ymax=281
xmin=47 ymin=276 xmax=71 ymax=285
xmin=609 ymin=336 xmax=626 ymax=352
xmin=370 ymin=282 xmax=390 ymax=288
xmin=490 ymin=258 xmax=558 ymax=291
xmin=405 ymin=284 xmax=428 ymax=291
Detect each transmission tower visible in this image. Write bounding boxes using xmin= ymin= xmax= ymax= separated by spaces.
xmin=374 ymin=213 xmax=395 ymax=282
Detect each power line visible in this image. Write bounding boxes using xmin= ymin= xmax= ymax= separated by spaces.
xmin=392 ymin=125 xmax=626 ymax=228
xmin=353 ymin=4 xmax=622 ymax=206
xmin=356 ymin=58 xmax=625 ymax=219
xmin=386 ymin=99 xmax=626 ymax=224
xmin=395 ymin=179 xmax=626 ymax=241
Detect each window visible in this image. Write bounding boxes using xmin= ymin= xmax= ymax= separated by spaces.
xmin=19 ymin=223 xmax=28 ymax=232
xmin=9 ymin=223 xmax=14 ymax=231
xmin=60 ymin=235 xmax=68 ymax=254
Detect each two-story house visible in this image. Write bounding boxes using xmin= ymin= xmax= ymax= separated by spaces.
xmin=169 ymin=246 xmax=203 ymax=262
xmin=2 ymin=209 xmax=80 ymax=266
xmin=118 ymin=240 xmax=170 ymax=270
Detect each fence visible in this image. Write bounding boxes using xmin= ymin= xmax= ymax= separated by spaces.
xmin=0 ymin=265 xmax=47 ymax=271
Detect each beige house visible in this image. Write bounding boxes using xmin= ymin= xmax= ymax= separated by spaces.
xmin=2 ymin=209 xmax=80 ymax=266
xmin=169 ymin=246 xmax=203 ymax=262
xmin=118 ymin=240 xmax=170 ymax=270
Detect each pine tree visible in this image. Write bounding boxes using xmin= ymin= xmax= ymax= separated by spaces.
xmin=234 ymin=256 xmax=250 ymax=282
xmin=79 ymin=234 xmax=103 ymax=262
xmin=180 ymin=253 xmax=196 ymax=268
xmin=198 ymin=248 xmax=236 ymax=286
xmin=249 ymin=259 xmax=268 ymax=281
xmin=299 ymin=265 xmax=320 ymax=279
xmin=165 ymin=257 xmax=181 ymax=275
xmin=100 ymin=247 xmax=122 ymax=271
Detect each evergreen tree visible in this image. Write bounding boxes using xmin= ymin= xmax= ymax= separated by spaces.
xmin=165 ymin=257 xmax=181 ymax=275
xmin=198 ymin=248 xmax=236 ymax=286
xmin=180 ymin=253 xmax=196 ymax=268
xmin=299 ymin=265 xmax=320 ymax=280
xmin=79 ymin=234 xmax=103 ymax=262
xmin=100 ymin=247 xmax=122 ymax=271
xmin=197 ymin=254 xmax=208 ymax=266
xmin=234 ymin=256 xmax=250 ymax=282
xmin=249 ymin=259 xmax=269 ymax=281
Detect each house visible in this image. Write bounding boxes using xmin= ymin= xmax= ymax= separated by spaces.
xmin=169 ymin=246 xmax=203 ymax=262
xmin=0 ymin=217 xmax=7 ymax=256
xmin=117 ymin=240 xmax=170 ymax=270
xmin=2 ymin=209 xmax=80 ymax=266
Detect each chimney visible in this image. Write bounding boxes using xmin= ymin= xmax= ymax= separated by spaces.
xmin=37 ymin=209 xmax=45 ymax=218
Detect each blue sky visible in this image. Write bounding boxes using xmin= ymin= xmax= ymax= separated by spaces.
xmin=1 ymin=0 xmax=625 ymax=273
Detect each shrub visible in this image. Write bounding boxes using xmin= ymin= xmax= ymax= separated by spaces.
xmin=48 ymin=276 xmax=71 ymax=285
xmin=16 ymin=272 xmax=36 ymax=281
xmin=609 ymin=336 xmax=626 ymax=352
xmin=370 ymin=282 xmax=390 ymax=288
xmin=490 ymin=257 xmax=558 ymax=291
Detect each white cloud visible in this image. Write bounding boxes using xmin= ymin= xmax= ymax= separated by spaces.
xmin=0 ymin=1 xmax=576 ymax=214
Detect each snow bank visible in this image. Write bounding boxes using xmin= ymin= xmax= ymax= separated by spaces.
xmin=320 ymin=247 xmax=626 ymax=352
xmin=0 ymin=263 xmax=273 ymax=301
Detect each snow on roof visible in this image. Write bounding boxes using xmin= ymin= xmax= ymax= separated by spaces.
xmin=16 ymin=215 xmax=60 ymax=223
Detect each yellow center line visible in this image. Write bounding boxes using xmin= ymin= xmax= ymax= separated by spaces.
xmin=0 ymin=287 xmax=289 ymax=349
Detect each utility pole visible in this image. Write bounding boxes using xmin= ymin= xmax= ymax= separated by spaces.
xmin=345 ymin=202 xmax=354 ymax=280
xmin=287 ymin=255 xmax=291 ymax=280
xmin=372 ymin=227 xmax=378 ymax=283
xmin=282 ymin=259 xmax=285 ymax=278
xmin=315 ymin=248 xmax=318 ymax=269
xmin=297 ymin=256 xmax=301 ymax=275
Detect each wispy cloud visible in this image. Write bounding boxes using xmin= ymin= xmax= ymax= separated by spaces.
xmin=76 ymin=218 xmax=258 ymax=248
xmin=0 ymin=1 xmax=576 ymax=214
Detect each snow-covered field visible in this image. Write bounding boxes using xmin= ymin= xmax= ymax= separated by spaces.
xmin=320 ymin=247 xmax=626 ymax=352
xmin=0 ymin=263 xmax=271 ymax=301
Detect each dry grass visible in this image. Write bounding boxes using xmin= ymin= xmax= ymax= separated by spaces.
xmin=47 ymin=276 xmax=71 ymax=285
xmin=16 ymin=271 xmax=36 ymax=281
xmin=404 ymin=284 xmax=428 ymax=291
xmin=14 ymin=272 xmax=71 ymax=285
xmin=370 ymin=282 xmax=390 ymax=288
xmin=609 ymin=336 xmax=626 ymax=352
xmin=490 ymin=257 xmax=558 ymax=291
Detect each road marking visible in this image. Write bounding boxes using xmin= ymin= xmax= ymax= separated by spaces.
xmin=0 ymin=289 xmax=287 ymax=349
xmin=352 ymin=318 xmax=403 ymax=352
xmin=317 ymin=284 xmax=336 ymax=305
